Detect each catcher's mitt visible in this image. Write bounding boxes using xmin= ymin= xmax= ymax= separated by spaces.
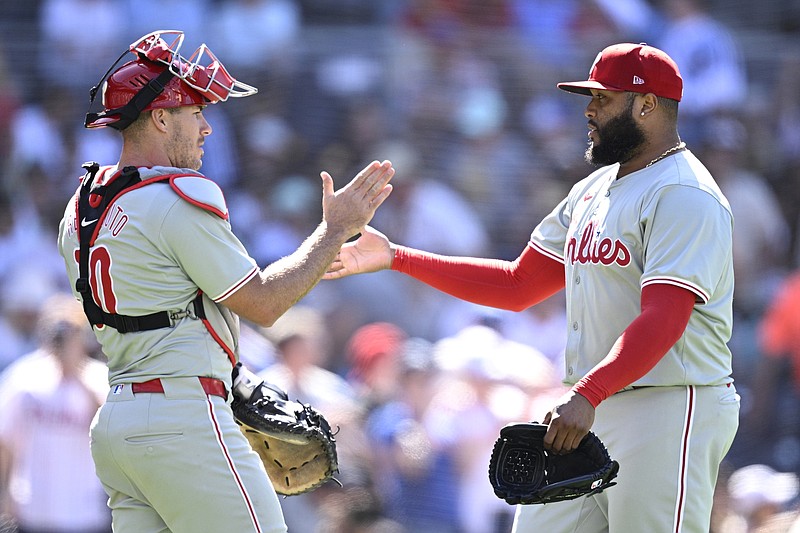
xmin=231 ymin=363 xmax=339 ymax=496
xmin=488 ymin=422 xmax=619 ymax=505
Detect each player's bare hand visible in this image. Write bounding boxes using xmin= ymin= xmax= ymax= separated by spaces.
xmin=324 ymin=225 xmax=394 ymax=279
xmin=320 ymin=160 xmax=394 ymax=239
xmin=542 ymin=390 xmax=595 ymax=454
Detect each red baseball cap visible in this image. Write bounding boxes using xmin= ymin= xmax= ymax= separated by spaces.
xmin=557 ymin=43 xmax=683 ymax=101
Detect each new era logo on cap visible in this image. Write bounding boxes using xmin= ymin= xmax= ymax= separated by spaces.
xmin=557 ymin=43 xmax=683 ymax=101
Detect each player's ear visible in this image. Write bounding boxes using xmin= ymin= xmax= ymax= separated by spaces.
xmin=637 ymin=93 xmax=658 ymax=119
xmin=151 ymin=108 xmax=169 ymax=132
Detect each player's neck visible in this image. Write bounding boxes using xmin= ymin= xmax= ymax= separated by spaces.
xmin=618 ymin=136 xmax=684 ymax=178
xmin=117 ymin=136 xmax=174 ymax=169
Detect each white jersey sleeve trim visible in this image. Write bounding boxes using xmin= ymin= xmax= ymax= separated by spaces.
xmin=213 ymin=266 xmax=260 ymax=302
xmin=169 ymin=176 xmax=229 ymax=220
xmin=641 ymin=276 xmax=710 ymax=304
xmin=529 ymin=240 xmax=565 ymax=264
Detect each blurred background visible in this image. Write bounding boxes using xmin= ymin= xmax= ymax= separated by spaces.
xmin=0 ymin=0 xmax=799 ymax=531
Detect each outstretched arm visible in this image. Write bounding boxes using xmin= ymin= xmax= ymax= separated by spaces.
xmin=324 ymin=224 xmax=395 ymax=278
xmin=326 ymin=228 xmax=566 ymax=312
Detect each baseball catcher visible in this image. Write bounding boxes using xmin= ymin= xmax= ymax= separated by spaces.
xmin=231 ymin=362 xmax=339 ymax=495
xmin=488 ymin=422 xmax=619 ymax=505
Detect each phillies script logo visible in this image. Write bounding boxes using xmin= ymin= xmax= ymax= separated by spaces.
xmin=567 ymin=222 xmax=631 ymax=266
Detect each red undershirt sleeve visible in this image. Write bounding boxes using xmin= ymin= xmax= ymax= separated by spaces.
xmin=391 ymin=244 xmax=566 ymax=311
xmin=572 ymin=283 xmax=696 ymax=407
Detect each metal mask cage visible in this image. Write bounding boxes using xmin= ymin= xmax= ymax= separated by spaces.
xmin=130 ymin=30 xmax=257 ymax=103
xmin=85 ymin=30 xmax=258 ymax=129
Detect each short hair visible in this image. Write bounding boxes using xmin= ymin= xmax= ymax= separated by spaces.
xmin=122 ymin=107 xmax=180 ymax=140
xmin=121 ymin=109 xmax=152 ymax=139
xmin=628 ymin=92 xmax=679 ymax=121
xmin=657 ymin=96 xmax=679 ymax=121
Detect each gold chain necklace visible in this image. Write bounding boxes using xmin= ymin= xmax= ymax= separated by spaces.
xmin=645 ymin=142 xmax=686 ymax=168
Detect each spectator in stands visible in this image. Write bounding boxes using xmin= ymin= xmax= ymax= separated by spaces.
xmin=510 ymin=0 xmax=584 ymax=67
xmin=724 ymin=464 xmax=800 ymax=532
xmin=37 ymin=0 xmax=126 ymax=97
xmin=0 ymin=2 xmax=42 ymax=89
xmin=653 ymin=0 xmax=748 ymax=144
xmin=6 ymin=86 xmax=70 ymax=182
xmin=315 ymin=486 xmax=406 ymax=533
xmin=365 ymin=337 xmax=461 ymax=533
xmin=345 ymin=322 xmax=408 ymax=411
xmin=444 ymin=67 xmax=534 ymax=258
xmin=0 ymin=266 xmax=62 ymax=373
xmin=0 ymin=293 xmax=110 ymax=533
xmin=369 ymin=139 xmax=489 ymax=257
xmin=429 ymin=325 xmax=531 ymax=533
xmin=697 ymin=117 xmax=790 ymax=318
xmin=209 ymin=0 xmax=300 ymax=86
xmin=121 ymin=0 xmax=209 ymax=50
xmin=0 ymin=47 xmax=21 ymax=172
xmin=258 ymin=306 xmax=366 ymax=532
xmin=749 ymin=271 xmax=800 ymax=447
xmin=242 ymin=174 xmax=322 ymax=266
xmin=768 ymin=52 xmax=800 ymax=263
xmin=259 ymin=306 xmax=359 ymax=413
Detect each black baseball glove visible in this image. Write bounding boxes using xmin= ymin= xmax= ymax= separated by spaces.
xmin=488 ymin=422 xmax=619 ymax=505
xmin=231 ymin=363 xmax=339 ymax=496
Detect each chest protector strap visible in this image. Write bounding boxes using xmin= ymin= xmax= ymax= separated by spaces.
xmin=76 ymin=162 xmax=205 ymax=332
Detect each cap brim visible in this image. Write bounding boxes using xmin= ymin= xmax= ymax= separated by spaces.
xmin=557 ymin=80 xmax=625 ymax=96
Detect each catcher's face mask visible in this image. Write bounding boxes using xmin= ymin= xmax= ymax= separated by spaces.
xmin=85 ymin=30 xmax=257 ymax=130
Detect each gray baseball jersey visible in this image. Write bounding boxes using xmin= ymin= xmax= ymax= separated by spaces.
xmin=58 ymin=166 xmax=259 ymax=387
xmin=58 ymin=166 xmax=287 ymax=532
xmin=529 ymin=150 xmax=734 ymax=388
xmin=515 ymin=150 xmax=739 ymax=533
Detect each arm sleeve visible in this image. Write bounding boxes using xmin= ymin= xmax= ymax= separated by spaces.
xmin=391 ymin=244 xmax=565 ymax=311
xmin=572 ymin=283 xmax=696 ymax=407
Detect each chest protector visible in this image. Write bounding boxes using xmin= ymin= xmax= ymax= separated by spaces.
xmin=75 ymin=162 xmax=205 ymax=332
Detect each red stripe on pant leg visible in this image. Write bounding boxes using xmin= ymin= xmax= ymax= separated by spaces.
xmin=674 ymin=385 xmax=695 ymax=533
xmin=206 ymin=399 xmax=262 ymax=533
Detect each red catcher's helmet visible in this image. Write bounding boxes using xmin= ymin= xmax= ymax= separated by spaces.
xmin=85 ymin=30 xmax=257 ymax=130
xmin=88 ymin=60 xmax=207 ymax=129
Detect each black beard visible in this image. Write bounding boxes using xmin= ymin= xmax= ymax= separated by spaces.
xmin=585 ymin=106 xmax=646 ymax=166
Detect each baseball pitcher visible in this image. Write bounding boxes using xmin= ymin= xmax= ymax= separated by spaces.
xmin=325 ymin=42 xmax=739 ymax=533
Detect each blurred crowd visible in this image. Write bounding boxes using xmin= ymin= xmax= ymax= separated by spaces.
xmin=0 ymin=0 xmax=800 ymax=532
